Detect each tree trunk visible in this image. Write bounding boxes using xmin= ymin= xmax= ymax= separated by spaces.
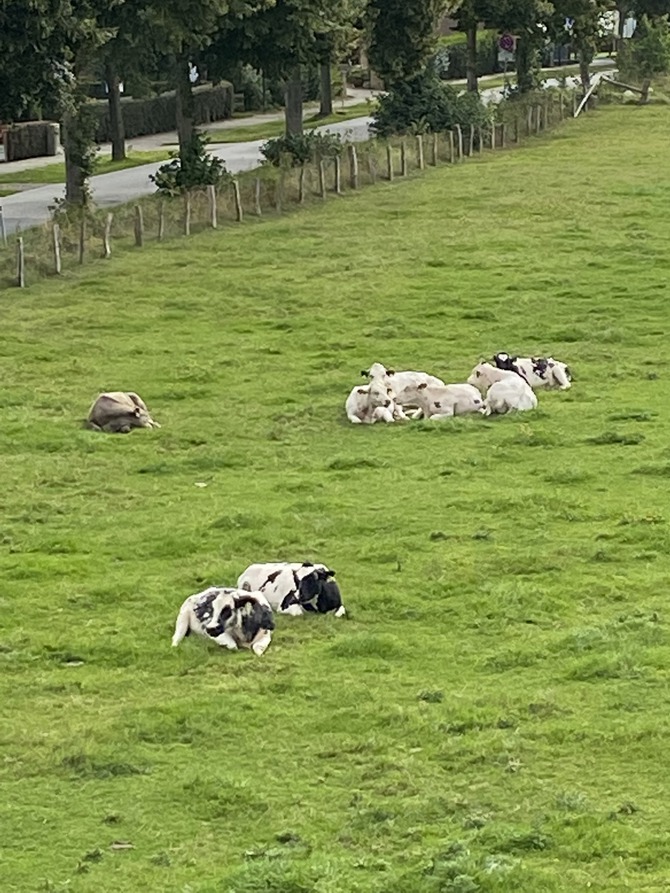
xmin=466 ymin=20 xmax=478 ymax=93
xmin=174 ymin=54 xmax=195 ymax=159
xmin=105 ymin=61 xmax=126 ymax=161
xmin=516 ymin=37 xmax=534 ymax=93
xmin=62 ymin=111 xmax=87 ymax=206
xmin=284 ymin=64 xmax=303 ymax=136
xmin=577 ymin=48 xmax=592 ymax=95
xmin=319 ymin=59 xmax=333 ymax=117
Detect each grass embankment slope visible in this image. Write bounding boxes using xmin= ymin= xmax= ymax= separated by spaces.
xmin=2 ymin=106 xmax=670 ymax=893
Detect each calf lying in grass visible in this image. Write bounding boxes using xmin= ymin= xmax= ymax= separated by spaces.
xmin=238 ymin=562 xmax=346 ymax=617
xmin=86 ymin=391 xmax=160 ymax=433
xmin=172 ymin=587 xmax=274 ymax=656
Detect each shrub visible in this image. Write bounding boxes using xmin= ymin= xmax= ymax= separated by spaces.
xmin=437 ymin=30 xmax=501 ymax=80
xmin=617 ymin=15 xmax=670 ymax=83
xmin=260 ymin=130 xmax=343 ymax=167
xmin=371 ymin=74 xmax=490 ymax=137
xmin=150 ymin=132 xmax=230 ymax=195
xmin=92 ymin=83 xmax=233 ymax=143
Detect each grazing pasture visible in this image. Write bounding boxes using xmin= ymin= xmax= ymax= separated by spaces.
xmin=2 ymin=105 xmax=670 ymax=893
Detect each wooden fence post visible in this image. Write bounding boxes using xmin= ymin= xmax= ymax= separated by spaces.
xmin=52 ymin=223 xmax=62 ymax=274
xmin=208 ymin=184 xmax=217 ymax=228
xmin=501 ymin=123 xmax=507 ymax=148
xmin=298 ymin=165 xmax=306 ymax=203
xmin=184 ymin=192 xmax=191 ymax=236
xmin=416 ymin=135 xmax=425 ymax=170
xmin=333 ymin=155 xmax=342 ymax=194
xmin=543 ymin=100 xmax=549 ymax=130
xmin=526 ymin=107 xmax=533 ymax=136
xmin=386 ymin=144 xmax=394 ymax=181
xmin=431 ymin=132 xmax=438 ymax=166
xmin=468 ymin=125 xmax=475 ymax=156
xmin=16 ymin=236 xmax=25 ymax=287
xmin=79 ymin=217 xmax=86 ymax=264
xmin=275 ymin=171 xmax=285 ymax=212
xmin=254 ymin=178 xmax=262 ymax=216
xmin=490 ymin=126 xmax=496 ymax=150
xmin=0 ymin=206 xmax=6 ymax=248
xmin=367 ymin=150 xmax=377 ymax=184
xmin=134 ymin=205 xmax=144 ymax=247
xmin=157 ymin=202 xmax=165 ymax=241
xmin=400 ymin=140 xmax=407 ymax=176
xmin=535 ymin=105 xmax=542 ymax=134
xmin=233 ymin=180 xmax=243 ymax=221
xmin=318 ymin=160 xmax=327 ymax=197
xmin=448 ymin=130 xmax=455 ymax=163
xmin=348 ymin=145 xmax=359 ymax=189
xmin=454 ymin=125 xmax=463 ymax=161
xmin=102 ymin=213 xmax=113 ymax=259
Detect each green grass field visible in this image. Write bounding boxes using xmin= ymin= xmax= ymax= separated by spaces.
xmin=3 ymin=105 xmax=670 ymax=893
xmin=0 ymin=150 xmax=172 ymax=186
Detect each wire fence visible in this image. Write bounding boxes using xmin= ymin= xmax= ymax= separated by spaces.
xmin=0 ymin=89 xmax=582 ymax=290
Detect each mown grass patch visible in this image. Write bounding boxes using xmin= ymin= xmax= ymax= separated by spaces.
xmin=204 ymin=102 xmax=374 ymax=144
xmin=0 ymin=150 xmax=171 ymax=185
xmin=2 ymin=105 xmax=670 ymax=892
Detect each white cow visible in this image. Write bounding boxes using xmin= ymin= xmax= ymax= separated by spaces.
xmin=362 ymin=363 xmax=446 ymax=407
xmin=467 ymin=362 xmax=537 ymax=415
xmin=345 ymin=379 xmax=404 ymax=424
xmin=484 ymin=379 xmax=538 ymax=415
xmin=394 ymin=381 xmax=485 ymax=419
xmin=238 ymin=562 xmax=346 ymax=617
xmin=172 ymin=586 xmax=274 ymax=656
xmin=492 ymin=352 xmax=572 ymax=390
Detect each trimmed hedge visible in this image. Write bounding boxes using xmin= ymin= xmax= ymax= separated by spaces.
xmin=92 ymin=83 xmax=233 ymax=143
xmin=5 ymin=121 xmax=59 ymax=161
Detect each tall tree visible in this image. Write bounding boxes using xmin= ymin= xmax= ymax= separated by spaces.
xmin=550 ymin=0 xmax=610 ymax=92
xmin=141 ymin=0 xmax=269 ymax=160
xmin=366 ymin=0 xmax=447 ymax=88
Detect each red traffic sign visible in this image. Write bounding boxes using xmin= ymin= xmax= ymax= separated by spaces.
xmin=499 ymin=33 xmax=515 ymax=52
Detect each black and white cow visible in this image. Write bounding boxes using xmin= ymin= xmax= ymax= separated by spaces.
xmin=172 ymin=586 xmax=274 ymax=655
xmin=237 ymin=562 xmax=346 ymax=617
xmin=492 ymin=352 xmax=572 ymax=390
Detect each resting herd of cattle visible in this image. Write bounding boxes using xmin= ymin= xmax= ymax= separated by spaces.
xmin=85 ymin=350 xmax=572 ymax=656
xmin=346 ymin=353 xmax=572 ymax=424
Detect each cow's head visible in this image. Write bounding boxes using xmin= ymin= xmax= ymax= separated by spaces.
xmin=296 ymin=566 xmax=343 ymax=615
xmin=237 ymin=595 xmax=275 ymax=642
xmin=492 ymin=352 xmax=517 ymax=371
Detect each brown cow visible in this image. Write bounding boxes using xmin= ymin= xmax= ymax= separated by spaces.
xmin=86 ymin=391 xmax=160 ymax=433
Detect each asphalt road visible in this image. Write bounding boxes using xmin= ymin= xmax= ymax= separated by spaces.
xmin=0 ymin=118 xmax=373 ymax=237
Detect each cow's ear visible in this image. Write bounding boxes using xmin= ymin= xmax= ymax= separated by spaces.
xmin=387 ymin=369 xmax=395 ymax=376
xmin=360 ymin=369 xmax=368 ymax=377
xmin=302 ymin=561 xmax=312 ymax=567
xmin=357 ymin=388 xmax=367 ymax=395
xmin=418 ymin=382 xmax=427 ymax=390
xmin=133 ymin=406 xmax=142 ymax=416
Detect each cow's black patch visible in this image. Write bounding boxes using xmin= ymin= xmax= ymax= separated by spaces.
xmin=280 ymin=591 xmax=301 ymax=611
xmin=298 ymin=570 xmax=321 ymax=602
xmin=316 ymin=579 xmax=343 ymax=614
xmin=205 ymin=604 xmax=234 ymax=638
xmin=531 ymin=357 xmax=549 ymax=379
xmin=492 ymin=352 xmax=517 ymax=371
xmin=193 ymin=589 xmax=219 ymax=625
xmin=238 ymin=598 xmax=275 ymax=640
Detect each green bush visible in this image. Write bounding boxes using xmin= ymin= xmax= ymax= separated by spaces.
xmin=92 ymin=83 xmax=233 ymax=143
xmin=617 ymin=15 xmax=670 ymax=83
xmin=371 ymin=74 xmax=491 ymax=137
xmin=260 ymin=130 xmax=343 ymax=167
xmin=438 ymin=30 xmax=501 ymax=79
xmin=150 ymin=133 xmax=230 ymax=195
